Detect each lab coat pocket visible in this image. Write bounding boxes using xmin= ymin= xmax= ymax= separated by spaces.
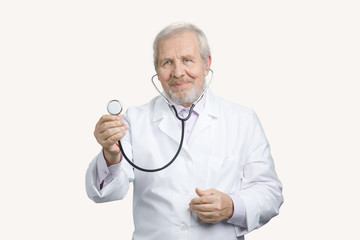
xmin=207 ymin=155 xmax=244 ymax=193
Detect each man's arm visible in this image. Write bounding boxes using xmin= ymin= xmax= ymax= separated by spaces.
xmin=190 ymin=110 xmax=283 ymax=234
xmin=85 ymin=113 xmax=134 ymax=203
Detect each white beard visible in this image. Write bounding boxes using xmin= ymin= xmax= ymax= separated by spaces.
xmin=168 ymin=83 xmax=204 ymax=106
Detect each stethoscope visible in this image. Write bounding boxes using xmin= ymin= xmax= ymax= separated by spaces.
xmin=107 ymin=69 xmax=213 ymax=172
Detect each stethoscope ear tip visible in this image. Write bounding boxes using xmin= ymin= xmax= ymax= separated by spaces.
xmin=107 ymin=100 xmax=123 ymax=115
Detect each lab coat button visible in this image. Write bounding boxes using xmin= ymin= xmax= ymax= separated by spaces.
xmin=180 ymin=224 xmax=188 ymax=231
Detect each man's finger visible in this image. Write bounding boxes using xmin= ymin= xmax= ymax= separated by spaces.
xmin=190 ymin=203 xmax=214 ymax=212
xmin=195 ymin=188 xmax=218 ymax=197
xmin=193 ymin=210 xmax=220 ymax=224
xmin=96 ymin=114 xmax=123 ymax=127
xmin=98 ymin=121 xmax=124 ymax=133
xmin=190 ymin=196 xmax=213 ymax=205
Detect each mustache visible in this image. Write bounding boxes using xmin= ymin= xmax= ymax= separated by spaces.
xmin=168 ymin=77 xmax=194 ymax=86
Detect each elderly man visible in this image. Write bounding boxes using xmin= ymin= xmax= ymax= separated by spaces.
xmin=86 ymin=22 xmax=283 ymax=240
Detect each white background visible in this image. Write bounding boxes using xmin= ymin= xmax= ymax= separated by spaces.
xmin=1 ymin=0 xmax=359 ymax=239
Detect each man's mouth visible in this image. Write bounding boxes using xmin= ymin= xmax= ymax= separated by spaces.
xmin=169 ymin=79 xmax=194 ymax=90
xmin=172 ymin=82 xmax=191 ymax=87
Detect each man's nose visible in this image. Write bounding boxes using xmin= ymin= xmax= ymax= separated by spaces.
xmin=172 ymin=63 xmax=185 ymax=78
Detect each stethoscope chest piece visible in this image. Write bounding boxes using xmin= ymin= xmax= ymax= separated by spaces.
xmin=107 ymin=100 xmax=123 ymax=115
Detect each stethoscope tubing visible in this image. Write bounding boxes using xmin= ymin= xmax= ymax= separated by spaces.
xmin=118 ymin=104 xmax=195 ymax=172
xmin=113 ymin=69 xmax=212 ymax=172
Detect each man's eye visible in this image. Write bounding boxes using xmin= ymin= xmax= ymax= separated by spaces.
xmin=164 ymin=61 xmax=171 ymax=65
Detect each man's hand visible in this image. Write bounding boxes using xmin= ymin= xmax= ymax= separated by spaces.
xmin=189 ymin=188 xmax=234 ymax=224
xmin=94 ymin=114 xmax=128 ymax=166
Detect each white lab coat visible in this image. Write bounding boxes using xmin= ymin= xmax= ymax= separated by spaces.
xmin=86 ymin=90 xmax=283 ymax=240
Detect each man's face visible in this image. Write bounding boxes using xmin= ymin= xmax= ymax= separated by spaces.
xmin=156 ymin=31 xmax=211 ymax=107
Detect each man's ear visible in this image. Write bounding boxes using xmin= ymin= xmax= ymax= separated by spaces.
xmin=204 ymin=55 xmax=212 ymax=75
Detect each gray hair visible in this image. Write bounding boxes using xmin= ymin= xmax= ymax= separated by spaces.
xmin=153 ymin=22 xmax=211 ymax=70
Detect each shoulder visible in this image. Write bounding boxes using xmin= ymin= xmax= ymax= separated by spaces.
xmin=209 ymin=91 xmax=255 ymax=120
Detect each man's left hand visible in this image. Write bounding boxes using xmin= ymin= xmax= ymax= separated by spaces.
xmin=189 ymin=188 xmax=234 ymax=224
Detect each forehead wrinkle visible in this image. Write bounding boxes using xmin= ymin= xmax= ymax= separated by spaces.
xmin=159 ymin=45 xmax=194 ymax=58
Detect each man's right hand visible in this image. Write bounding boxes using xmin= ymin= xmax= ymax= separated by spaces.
xmin=94 ymin=114 xmax=129 ymax=166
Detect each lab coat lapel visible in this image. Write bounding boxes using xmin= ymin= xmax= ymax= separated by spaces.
xmin=190 ymin=90 xmax=220 ymax=142
xmin=153 ymin=96 xmax=190 ymax=153
xmin=152 ymin=91 xmax=219 ymax=153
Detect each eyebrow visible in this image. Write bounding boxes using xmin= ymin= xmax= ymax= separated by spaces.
xmin=182 ymin=55 xmax=194 ymax=59
xmin=159 ymin=55 xmax=195 ymax=62
xmin=159 ymin=57 xmax=172 ymax=63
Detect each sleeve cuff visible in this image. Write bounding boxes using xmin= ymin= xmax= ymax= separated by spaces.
xmin=227 ymin=194 xmax=247 ymax=228
xmin=95 ymin=151 xmax=121 ymax=190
